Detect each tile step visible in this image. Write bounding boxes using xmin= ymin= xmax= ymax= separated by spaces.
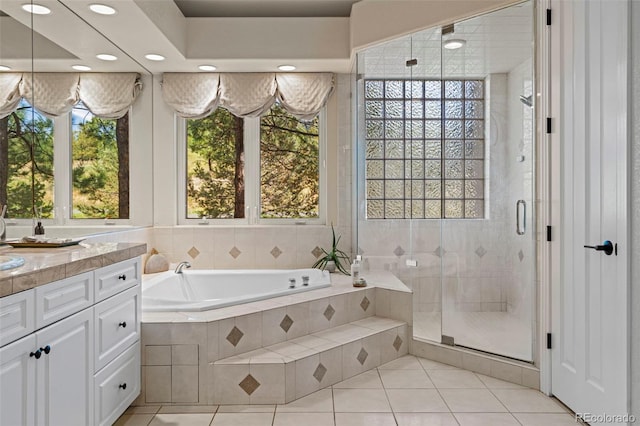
xmin=211 ymin=316 xmax=408 ymax=404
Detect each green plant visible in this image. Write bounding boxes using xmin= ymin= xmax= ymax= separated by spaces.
xmin=312 ymin=224 xmax=350 ymax=274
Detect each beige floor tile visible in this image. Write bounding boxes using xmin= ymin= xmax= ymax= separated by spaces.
xmin=417 ymin=359 xmax=460 ymax=371
xmin=333 ymin=389 xmax=391 ymax=412
xmin=217 ymin=404 xmax=276 ymax=413
xmin=158 ymin=405 xmax=218 ymax=414
xmin=333 ymin=370 xmax=383 ymax=389
xmin=385 ymin=389 xmax=449 ymax=413
xmin=427 ymin=370 xmax=485 ymax=388
xmin=378 ymin=355 xmax=423 ymax=370
xmin=334 ymin=413 xmax=397 ymax=426
xmin=395 ymin=412 xmax=458 ymax=425
xmin=277 ymin=388 xmax=334 ymax=412
xmin=210 ymin=412 xmax=274 ymax=426
xmin=514 ymin=413 xmax=579 ymax=425
xmin=476 ymin=374 xmax=526 ymax=389
xmin=379 ymin=369 xmax=435 ymax=389
xmin=149 ymin=413 xmax=214 ymax=426
xmin=439 ymin=389 xmax=507 ymax=413
xmin=454 ymin=413 xmax=520 ymax=425
xmin=491 ymin=390 xmax=567 ymax=413
xmin=273 ymin=412 xmax=335 ymax=426
xmin=125 ymin=406 xmax=161 ymax=415
xmin=114 ymin=414 xmax=154 ymax=426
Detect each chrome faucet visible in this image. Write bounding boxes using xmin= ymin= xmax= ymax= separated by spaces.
xmin=175 ymin=261 xmax=191 ymax=274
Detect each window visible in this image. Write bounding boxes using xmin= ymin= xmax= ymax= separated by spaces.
xmin=0 ymin=99 xmax=54 ymax=219
xmin=71 ymin=102 xmax=130 ymax=219
xmin=184 ymin=104 xmax=324 ymax=223
xmin=364 ymin=79 xmax=485 ymax=219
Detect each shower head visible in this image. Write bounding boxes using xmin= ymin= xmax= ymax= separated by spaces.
xmin=519 ymin=95 xmax=533 ymax=108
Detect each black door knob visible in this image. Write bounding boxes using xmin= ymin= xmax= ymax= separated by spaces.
xmin=118 ymin=274 xmax=127 ymax=280
xmin=119 ymin=383 xmax=127 ymax=390
xmin=41 ymin=345 xmax=51 ymax=354
xmin=118 ymin=322 xmax=127 ymax=328
xmin=29 ymin=349 xmax=41 ymax=359
xmin=584 ymin=240 xmax=614 ymax=256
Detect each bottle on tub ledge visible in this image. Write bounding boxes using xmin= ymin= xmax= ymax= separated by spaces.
xmin=351 ymin=255 xmax=367 ymax=287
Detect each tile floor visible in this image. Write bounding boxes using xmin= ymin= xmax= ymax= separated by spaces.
xmin=116 ymin=355 xmax=576 ymax=426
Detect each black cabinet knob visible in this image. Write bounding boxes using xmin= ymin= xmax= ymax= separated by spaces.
xmin=118 ymin=274 xmax=127 ymax=280
xmin=584 ymin=240 xmax=614 ymax=256
xmin=41 ymin=345 xmax=51 ymax=354
xmin=118 ymin=322 xmax=127 ymax=328
xmin=29 ymin=349 xmax=41 ymax=359
xmin=119 ymin=383 xmax=127 ymax=390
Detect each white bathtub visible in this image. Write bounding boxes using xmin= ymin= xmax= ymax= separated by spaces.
xmin=142 ymin=268 xmax=331 ymax=312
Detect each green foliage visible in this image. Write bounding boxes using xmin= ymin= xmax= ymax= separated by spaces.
xmin=311 ymin=224 xmax=351 ymax=275
xmin=187 ymin=108 xmax=241 ymax=218
xmin=3 ymin=106 xmax=54 ymax=218
xmin=72 ymin=111 xmax=121 ymax=218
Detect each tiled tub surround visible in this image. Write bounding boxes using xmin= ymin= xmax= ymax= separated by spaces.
xmin=137 ymin=271 xmax=412 ymax=406
xmin=0 ymin=242 xmax=147 ymax=297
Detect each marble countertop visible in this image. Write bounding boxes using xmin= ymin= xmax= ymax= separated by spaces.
xmin=0 ymin=242 xmax=147 ymax=297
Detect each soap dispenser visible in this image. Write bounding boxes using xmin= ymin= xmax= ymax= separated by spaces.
xmin=34 ymin=220 xmax=45 ymax=240
xmin=351 ymin=255 xmax=361 ymax=285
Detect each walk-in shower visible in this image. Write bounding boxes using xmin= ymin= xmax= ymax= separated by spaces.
xmin=355 ymin=1 xmax=535 ymax=362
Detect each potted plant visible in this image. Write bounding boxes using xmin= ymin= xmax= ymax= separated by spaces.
xmin=312 ymin=224 xmax=350 ymax=274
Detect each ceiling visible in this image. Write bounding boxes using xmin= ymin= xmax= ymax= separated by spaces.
xmin=174 ymin=0 xmax=360 ymax=17
xmin=0 ymin=0 xmax=528 ymax=74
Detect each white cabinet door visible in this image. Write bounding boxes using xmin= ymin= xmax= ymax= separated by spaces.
xmin=0 ymin=334 xmax=36 ymax=426
xmin=35 ymin=308 xmax=94 ymax=426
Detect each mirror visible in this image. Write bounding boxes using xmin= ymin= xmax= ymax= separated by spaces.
xmin=0 ymin=0 xmax=152 ymax=238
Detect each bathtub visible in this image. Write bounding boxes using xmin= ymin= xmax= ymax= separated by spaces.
xmin=142 ymin=268 xmax=331 ymax=312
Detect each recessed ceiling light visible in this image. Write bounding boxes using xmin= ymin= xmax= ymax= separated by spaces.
xmin=89 ymin=4 xmax=116 ymax=15
xmin=198 ymin=65 xmax=217 ymax=71
xmin=96 ymin=53 xmax=117 ymax=61
xmin=443 ymin=39 xmax=466 ymax=50
xmin=278 ymin=65 xmax=296 ymax=71
xmin=72 ymin=65 xmax=92 ymax=71
xmin=0 ymin=65 xmax=11 ymax=71
xmin=145 ymin=54 xmax=165 ymax=61
xmin=22 ymin=3 xmax=51 ymax=14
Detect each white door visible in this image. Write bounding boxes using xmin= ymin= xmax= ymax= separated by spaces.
xmin=36 ymin=308 xmax=94 ymax=426
xmin=0 ymin=335 xmax=36 ymax=426
xmin=550 ymin=0 xmax=630 ymax=421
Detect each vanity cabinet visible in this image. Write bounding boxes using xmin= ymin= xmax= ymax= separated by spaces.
xmin=0 ymin=257 xmax=141 ymax=426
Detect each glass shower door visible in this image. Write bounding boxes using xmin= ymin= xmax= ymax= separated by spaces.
xmin=438 ymin=1 xmax=535 ymax=361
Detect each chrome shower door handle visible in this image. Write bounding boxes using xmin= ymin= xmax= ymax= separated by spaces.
xmin=516 ymin=200 xmax=526 ymax=235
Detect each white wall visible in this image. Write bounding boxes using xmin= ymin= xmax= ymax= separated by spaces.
xmin=631 ymin=0 xmax=639 ymax=418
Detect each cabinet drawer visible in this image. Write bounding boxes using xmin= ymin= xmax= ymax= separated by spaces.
xmin=94 ymin=286 xmax=140 ymax=371
xmin=94 ymin=341 xmax=140 ymax=426
xmin=0 ymin=290 xmax=35 ymax=347
xmin=95 ymin=258 xmax=140 ymax=302
xmin=35 ymin=272 xmax=94 ymax=329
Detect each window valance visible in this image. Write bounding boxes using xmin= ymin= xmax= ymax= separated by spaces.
xmin=161 ymin=72 xmax=335 ymax=120
xmin=0 ymin=72 xmax=142 ymax=120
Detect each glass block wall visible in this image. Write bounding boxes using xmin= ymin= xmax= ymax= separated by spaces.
xmin=364 ymin=79 xmax=485 ymax=219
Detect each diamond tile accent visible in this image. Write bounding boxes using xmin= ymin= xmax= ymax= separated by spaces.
xmin=393 ymin=335 xmax=403 ymax=351
xmin=187 ymin=246 xmax=200 ymax=259
xmin=393 ymin=246 xmax=405 ymax=257
xmin=239 ymin=374 xmax=260 ymax=395
xmin=226 ymin=326 xmax=244 ymax=347
xmin=360 ymin=296 xmax=370 ymax=312
xmin=313 ymin=363 xmax=327 ymax=382
xmin=357 ymin=347 xmax=368 ymax=365
xmin=434 ymin=246 xmax=446 ymax=258
xmin=518 ymin=250 xmax=524 ymax=262
xmin=475 ymin=246 xmax=487 ymax=258
xmin=312 ymin=246 xmax=324 ymax=258
xmin=323 ymin=304 xmax=335 ymax=321
xmin=270 ymin=246 xmax=282 ymax=259
xmin=229 ymin=246 xmax=241 ymax=259
xmin=280 ymin=314 xmax=294 ymax=333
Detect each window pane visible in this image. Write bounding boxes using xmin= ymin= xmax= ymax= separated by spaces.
xmin=186 ymin=108 xmax=245 ymax=219
xmin=71 ymin=102 xmax=129 ymax=219
xmin=260 ymin=104 xmax=319 ymax=219
xmin=1 ymin=100 xmax=54 ymax=219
